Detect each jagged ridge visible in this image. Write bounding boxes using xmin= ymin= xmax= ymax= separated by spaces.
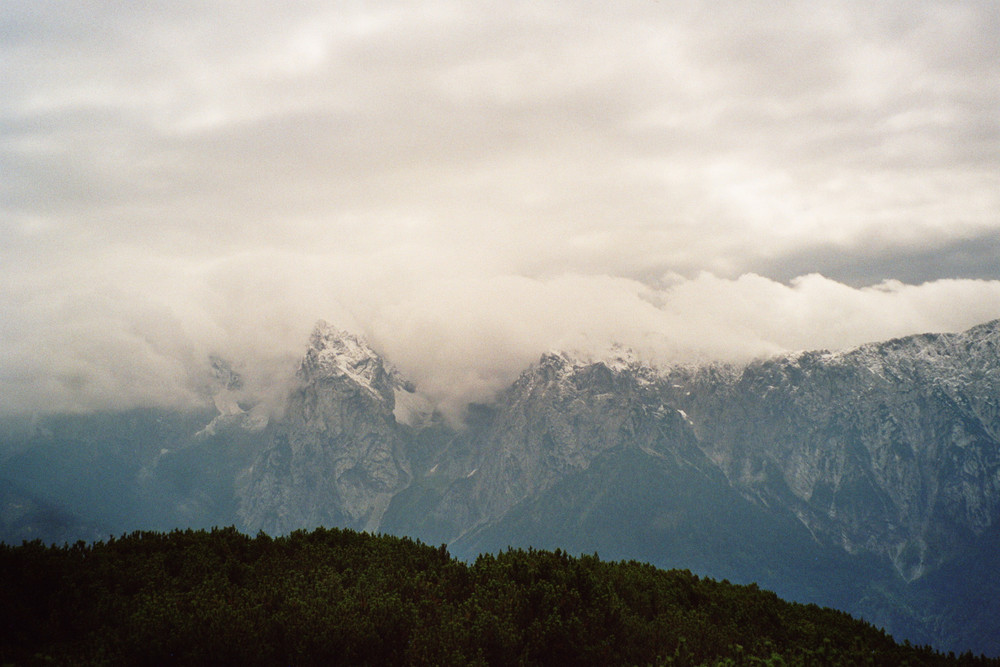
xmin=237 ymin=318 xmax=1000 ymax=654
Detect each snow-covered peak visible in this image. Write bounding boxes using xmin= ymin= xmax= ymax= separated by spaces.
xmin=537 ymin=343 xmax=645 ymax=372
xmin=301 ymin=322 xmax=433 ymax=421
xmin=303 ymin=321 xmax=389 ymax=390
xmin=310 ymin=320 xmax=377 ymax=364
xmin=825 ymin=319 xmax=1000 ymax=382
xmin=519 ymin=345 xmax=666 ymax=394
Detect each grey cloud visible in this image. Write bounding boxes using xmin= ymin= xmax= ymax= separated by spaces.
xmin=1 ymin=0 xmax=998 ymax=415
xmin=752 ymin=230 xmax=1000 ymax=288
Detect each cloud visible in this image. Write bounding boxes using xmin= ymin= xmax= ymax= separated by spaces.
xmin=750 ymin=228 xmax=1000 ymax=287
xmin=0 ymin=1 xmax=998 ymax=415
xmin=2 ymin=248 xmax=999 ymax=417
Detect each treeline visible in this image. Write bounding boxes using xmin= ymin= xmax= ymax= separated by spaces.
xmin=0 ymin=527 xmax=994 ymax=666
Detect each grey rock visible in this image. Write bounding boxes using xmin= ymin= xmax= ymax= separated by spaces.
xmin=665 ymin=320 xmax=1000 ymax=582
xmin=227 ymin=318 xmax=1000 ymax=654
xmin=238 ymin=323 xmax=411 ymax=534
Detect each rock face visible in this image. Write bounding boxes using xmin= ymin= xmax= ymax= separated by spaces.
xmin=238 ymin=323 xmax=412 ymax=534
xmin=234 ymin=318 xmax=1000 ymax=654
xmin=12 ymin=319 xmax=996 ymax=653
xmin=420 ymin=351 xmax=709 ymax=537
xmin=663 ymin=321 xmax=1000 ymax=582
xmin=236 ymin=320 xmax=1000 ymax=566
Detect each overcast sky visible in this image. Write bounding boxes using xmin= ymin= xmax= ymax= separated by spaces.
xmin=2 ymin=0 xmax=999 ymax=415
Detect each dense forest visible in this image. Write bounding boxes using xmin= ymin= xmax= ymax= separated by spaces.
xmin=1 ymin=527 xmax=995 ymax=666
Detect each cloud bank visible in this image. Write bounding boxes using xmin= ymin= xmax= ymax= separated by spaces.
xmin=3 ymin=255 xmax=999 ymax=416
xmin=1 ymin=1 xmax=998 ymax=415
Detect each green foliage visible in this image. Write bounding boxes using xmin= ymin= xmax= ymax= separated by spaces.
xmin=0 ymin=528 xmax=994 ymax=665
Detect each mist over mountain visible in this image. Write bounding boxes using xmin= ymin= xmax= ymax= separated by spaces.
xmin=5 ymin=269 xmax=1000 ymax=422
xmin=4 ymin=318 xmax=1000 ymax=655
xmin=5 ymin=2 xmax=998 ymax=659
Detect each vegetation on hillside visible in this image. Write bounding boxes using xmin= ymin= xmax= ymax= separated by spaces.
xmin=0 ymin=527 xmax=994 ymax=666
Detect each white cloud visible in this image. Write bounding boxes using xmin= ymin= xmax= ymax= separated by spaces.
xmin=2 ymin=245 xmax=999 ymax=416
xmin=0 ymin=0 xmax=998 ymax=415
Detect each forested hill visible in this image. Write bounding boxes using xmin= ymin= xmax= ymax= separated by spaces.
xmin=1 ymin=528 xmax=994 ymax=666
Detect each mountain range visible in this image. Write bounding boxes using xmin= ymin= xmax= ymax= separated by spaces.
xmin=2 ymin=319 xmax=999 ymax=655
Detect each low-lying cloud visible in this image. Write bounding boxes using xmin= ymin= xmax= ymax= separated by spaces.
xmin=3 ymin=252 xmax=999 ymax=417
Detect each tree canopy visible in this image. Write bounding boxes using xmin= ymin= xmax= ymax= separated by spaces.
xmin=1 ymin=527 xmax=994 ymax=665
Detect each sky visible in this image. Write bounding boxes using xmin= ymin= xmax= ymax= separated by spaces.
xmin=1 ymin=0 xmax=999 ymax=416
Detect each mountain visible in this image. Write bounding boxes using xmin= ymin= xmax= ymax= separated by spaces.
xmin=2 ymin=319 xmax=999 ymax=655
xmin=0 ymin=383 xmax=267 ymax=540
xmin=238 ymin=323 xmax=416 ymax=534
xmin=661 ymin=324 xmax=1000 ymax=581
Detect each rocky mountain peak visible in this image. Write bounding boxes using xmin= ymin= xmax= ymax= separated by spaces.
xmin=305 ymin=321 xmax=383 ymax=379
xmin=528 ymin=345 xmax=660 ymax=390
xmin=233 ymin=319 xmax=1000 ymax=651
xmin=238 ymin=321 xmax=417 ymax=535
xmin=300 ymin=321 xmax=432 ymax=427
xmin=300 ymin=321 xmax=399 ymax=406
xmin=963 ymin=317 xmax=1000 ymax=343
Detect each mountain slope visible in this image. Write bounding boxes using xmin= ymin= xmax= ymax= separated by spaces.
xmin=662 ymin=320 xmax=1000 ymax=582
xmin=3 ymin=320 xmax=999 ymax=655
xmin=381 ymin=320 xmax=1000 ymax=653
xmin=238 ymin=323 xmax=414 ymax=534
